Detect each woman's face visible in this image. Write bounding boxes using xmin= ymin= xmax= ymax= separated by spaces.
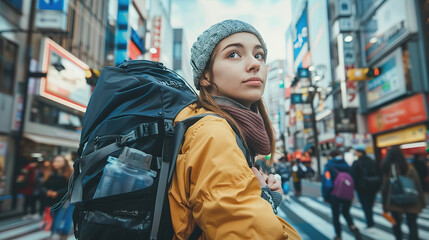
xmin=52 ymin=156 xmax=66 ymax=170
xmin=201 ymin=32 xmax=267 ymax=108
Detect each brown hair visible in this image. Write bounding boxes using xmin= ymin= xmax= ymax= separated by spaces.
xmin=194 ymin=45 xmax=275 ymax=165
xmin=52 ymin=155 xmax=73 ymax=180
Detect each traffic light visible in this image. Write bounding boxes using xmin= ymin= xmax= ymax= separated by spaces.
xmin=85 ymin=68 xmax=100 ymax=86
xmin=347 ymin=67 xmax=382 ymax=81
xmin=366 ymin=67 xmax=382 ymax=78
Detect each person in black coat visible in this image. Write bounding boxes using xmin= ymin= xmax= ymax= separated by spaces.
xmin=351 ymin=146 xmax=381 ymax=229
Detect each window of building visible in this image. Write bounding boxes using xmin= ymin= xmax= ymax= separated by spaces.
xmin=173 ymin=42 xmax=182 ymax=60
xmin=0 ymin=36 xmax=18 ymax=95
xmin=30 ymin=99 xmax=83 ymax=132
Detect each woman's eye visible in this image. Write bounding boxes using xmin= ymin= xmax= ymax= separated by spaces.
xmin=228 ymin=52 xmax=240 ymax=58
xmin=255 ymin=53 xmax=264 ymax=60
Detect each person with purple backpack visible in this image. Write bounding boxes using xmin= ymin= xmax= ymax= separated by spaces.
xmin=322 ymin=149 xmax=362 ymax=240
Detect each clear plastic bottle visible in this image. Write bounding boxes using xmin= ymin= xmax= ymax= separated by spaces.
xmin=93 ymin=147 xmax=156 ymax=199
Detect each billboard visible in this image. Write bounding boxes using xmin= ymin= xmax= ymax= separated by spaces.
xmin=293 ymin=7 xmax=308 ymax=70
xmin=40 ymin=38 xmax=90 ymax=112
xmin=151 ymin=16 xmax=162 ymax=62
xmin=366 ymin=48 xmax=407 ymax=108
xmin=363 ymin=0 xmax=417 ymax=64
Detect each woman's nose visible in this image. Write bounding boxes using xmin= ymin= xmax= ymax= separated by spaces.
xmin=246 ymin=56 xmax=260 ymax=72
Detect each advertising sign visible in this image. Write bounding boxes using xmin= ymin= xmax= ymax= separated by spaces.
xmin=366 ymin=48 xmax=406 ymax=108
xmin=40 ymin=38 xmax=90 ymax=112
xmin=35 ymin=0 xmax=68 ymax=31
xmin=151 ymin=16 xmax=162 ymax=62
xmin=367 ymin=94 xmax=427 ymax=134
xmin=114 ymin=0 xmax=131 ymax=66
xmin=293 ymin=8 xmax=308 ymax=70
xmin=376 ymin=125 xmax=426 ymax=148
xmin=38 ymin=0 xmax=67 ymax=10
xmin=363 ymin=0 xmax=417 ymax=64
xmin=334 ymin=108 xmax=357 ymax=133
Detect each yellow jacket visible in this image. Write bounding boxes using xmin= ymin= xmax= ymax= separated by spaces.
xmin=169 ymin=105 xmax=300 ymax=240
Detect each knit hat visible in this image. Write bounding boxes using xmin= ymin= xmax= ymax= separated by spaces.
xmin=190 ymin=19 xmax=267 ymax=90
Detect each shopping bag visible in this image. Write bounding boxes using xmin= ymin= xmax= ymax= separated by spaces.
xmin=40 ymin=207 xmax=53 ymax=231
xmin=51 ymin=200 xmax=75 ymax=235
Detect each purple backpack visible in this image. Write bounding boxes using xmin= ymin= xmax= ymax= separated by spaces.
xmin=331 ymin=170 xmax=355 ymax=200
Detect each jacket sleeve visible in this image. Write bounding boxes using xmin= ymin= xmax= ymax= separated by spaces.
xmin=183 ymin=118 xmax=300 ymax=240
xmin=409 ymin=167 xmax=426 ymax=208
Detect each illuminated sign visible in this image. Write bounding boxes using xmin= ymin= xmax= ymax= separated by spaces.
xmin=40 ymin=38 xmax=90 ymax=112
xmin=376 ymin=125 xmax=426 ymax=148
xmin=151 ymin=16 xmax=162 ymax=62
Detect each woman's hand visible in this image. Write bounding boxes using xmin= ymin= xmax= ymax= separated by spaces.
xmin=267 ymin=174 xmax=283 ymax=194
xmin=252 ymin=167 xmax=267 ymax=188
xmin=252 ymin=167 xmax=283 ymax=194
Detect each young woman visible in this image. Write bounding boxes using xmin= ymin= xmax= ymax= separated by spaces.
xmin=42 ymin=155 xmax=73 ymax=240
xmin=381 ymin=146 xmax=426 ymax=240
xmin=168 ymin=19 xmax=300 ymax=239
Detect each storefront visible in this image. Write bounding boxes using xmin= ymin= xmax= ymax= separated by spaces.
xmin=367 ymin=93 xmax=428 ymax=162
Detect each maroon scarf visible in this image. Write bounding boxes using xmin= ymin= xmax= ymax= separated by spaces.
xmin=213 ymin=97 xmax=271 ymax=155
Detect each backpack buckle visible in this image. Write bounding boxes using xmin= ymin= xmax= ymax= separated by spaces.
xmin=118 ymin=130 xmax=136 ymax=146
xmin=136 ymin=122 xmax=159 ymax=138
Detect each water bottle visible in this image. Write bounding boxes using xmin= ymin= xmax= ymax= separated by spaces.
xmin=93 ymin=147 xmax=156 ymax=199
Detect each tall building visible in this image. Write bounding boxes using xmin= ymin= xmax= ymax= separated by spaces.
xmin=354 ymin=0 xmax=429 ymax=162
xmin=173 ymin=28 xmax=193 ymax=87
xmin=263 ymin=59 xmax=285 ymax=151
xmin=0 ymin=0 xmax=110 ymax=210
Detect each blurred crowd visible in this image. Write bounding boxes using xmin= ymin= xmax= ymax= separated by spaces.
xmin=15 ymin=154 xmax=74 ymax=240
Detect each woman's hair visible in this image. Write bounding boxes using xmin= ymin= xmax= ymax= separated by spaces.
xmin=52 ymin=155 xmax=73 ymax=180
xmin=195 ymin=47 xmax=275 ymax=164
xmin=381 ymin=146 xmax=409 ymax=175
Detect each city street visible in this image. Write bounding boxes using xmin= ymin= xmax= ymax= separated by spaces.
xmin=1 ymin=180 xmax=429 ymax=240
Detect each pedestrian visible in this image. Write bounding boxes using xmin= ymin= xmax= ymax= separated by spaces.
xmin=41 ymin=155 xmax=73 ymax=240
xmin=322 ymin=149 xmax=361 ymax=240
xmin=38 ymin=159 xmax=52 ymax=216
xmin=276 ymin=156 xmax=292 ymax=196
xmin=381 ymin=146 xmax=426 ymax=240
xmin=169 ymin=19 xmax=300 ymax=239
xmin=351 ymin=146 xmax=381 ymax=229
xmin=292 ymin=159 xmax=305 ymax=196
xmin=411 ymin=154 xmax=429 ymax=192
xmin=16 ymin=157 xmax=39 ymax=218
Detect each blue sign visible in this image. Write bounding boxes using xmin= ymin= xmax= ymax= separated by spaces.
xmin=291 ymin=93 xmax=303 ymax=104
xmin=131 ymin=28 xmax=145 ymax=53
xmin=38 ymin=0 xmax=66 ymax=11
xmin=114 ymin=0 xmax=131 ymax=66
xmin=293 ymin=8 xmax=308 ymax=64
xmin=297 ymin=68 xmax=309 ymax=79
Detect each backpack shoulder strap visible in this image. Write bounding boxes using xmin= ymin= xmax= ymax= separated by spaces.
xmin=151 ymin=113 xmax=253 ymax=240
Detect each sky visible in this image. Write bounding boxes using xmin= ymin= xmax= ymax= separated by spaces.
xmin=171 ymin=0 xmax=292 ymax=63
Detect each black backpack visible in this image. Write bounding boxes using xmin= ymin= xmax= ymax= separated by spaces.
xmin=358 ymin=157 xmax=381 ymax=193
xmin=52 ymin=60 xmax=252 ymax=240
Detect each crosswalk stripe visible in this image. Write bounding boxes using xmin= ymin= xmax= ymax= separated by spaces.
xmin=0 ymin=218 xmax=38 ymax=232
xmin=370 ymin=204 xmax=429 ymax=228
xmin=282 ymin=199 xmax=355 ymax=240
xmin=14 ymin=230 xmax=50 ymax=240
xmin=0 ymin=222 xmax=40 ymax=239
xmin=300 ymin=196 xmax=429 ymax=240
xmin=277 ymin=207 xmax=314 ymax=240
xmin=299 ymin=197 xmax=394 ymax=240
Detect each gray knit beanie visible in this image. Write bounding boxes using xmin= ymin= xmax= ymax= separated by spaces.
xmin=191 ymin=19 xmax=267 ymax=90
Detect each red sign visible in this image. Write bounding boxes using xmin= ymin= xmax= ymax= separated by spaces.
xmin=128 ymin=41 xmax=142 ymax=60
xmin=151 ymin=16 xmax=162 ymax=62
xmin=40 ymin=38 xmax=90 ymax=112
xmin=367 ymin=94 xmax=427 ymax=134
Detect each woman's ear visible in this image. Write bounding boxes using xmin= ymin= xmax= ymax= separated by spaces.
xmin=200 ymin=71 xmax=211 ymax=87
